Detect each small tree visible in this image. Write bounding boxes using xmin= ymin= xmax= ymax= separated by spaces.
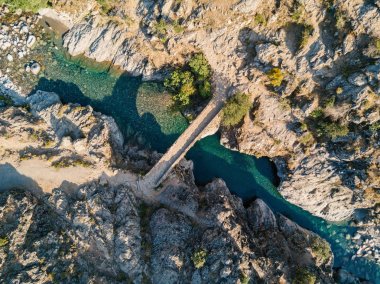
xmin=222 ymin=93 xmax=251 ymax=127
xmin=188 ymin=53 xmax=211 ymax=81
xmin=164 ymin=70 xmax=196 ymax=107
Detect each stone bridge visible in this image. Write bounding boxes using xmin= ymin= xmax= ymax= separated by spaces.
xmin=138 ymin=89 xmax=228 ymax=193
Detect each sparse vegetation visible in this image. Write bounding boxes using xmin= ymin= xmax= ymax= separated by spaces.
xmin=0 ymin=236 xmax=9 ymax=247
xmin=335 ymin=10 xmax=347 ymax=31
xmin=291 ymin=4 xmax=305 ymax=23
xmin=254 ymin=14 xmax=267 ymax=26
xmin=311 ymin=237 xmax=331 ymax=263
xmin=95 ymin=0 xmax=117 ymax=14
xmin=0 ymin=94 xmax=13 ymax=106
xmin=0 ymin=0 xmax=50 ymax=12
xmin=221 ymin=93 xmax=251 ymax=127
xmin=307 ymin=108 xmax=349 ymax=139
xmin=299 ymin=24 xmax=314 ymax=49
xmin=153 ymin=19 xmax=169 ymax=40
xmin=369 ymin=121 xmax=380 ymax=133
xmin=267 ymin=68 xmax=285 ymax=87
xmin=191 ymin=249 xmax=207 ymax=269
xmin=164 ymin=53 xmax=212 ymax=108
xmin=292 ymin=267 xmax=317 ymax=284
xmin=299 ymin=132 xmax=314 ymax=147
xmin=52 ymin=158 xmax=92 ymax=169
xmin=323 ymin=95 xmax=336 ymax=108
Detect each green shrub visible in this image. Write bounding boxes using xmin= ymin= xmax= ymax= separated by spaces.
xmin=375 ymin=38 xmax=380 ymax=51
xmin=153 ymin=19 xmax=168 ymax=39
xmin=369 ymin=121 xmax=380 ymax=132
xmin=291 ymin=5 xmax=305 ymax=23
xmin=191 ymin=249 xmax=207 ymax=269
xmin=310 ymin=108 xmax=324 ymax=119
xmin=292 ymin=267 xmax=316 ymax=284
xmin=299 ymin=132 xmax=314 ymax=146
xmin=222 ymin=93 xmax=251 ymax=127
xmin=308 ymin=108 xmax=349 ymax=139
xmin=172 ymin=20 xmax=185 ymax=34
xmin=319 ymin=121 xmax=349 ymax=139
xmin=240 ymin=273 xmax=250 ymax=284
xmin=0 ymin=0 xmax=50 ymax=12
xmin=311 ymin=237 xmax=331 ymax=263
xmin=324 ymin=95 xmax=335 ymax=108
xmin=335 ymin=11 xmax=347 ymax=30
xmin=254 ymin=14 xmax=267 ymax=26
xmin=0 ymin=237 xmax=9 ymax=247
xmin=0 ymin=94 xmax=13 ymax=106
xmin=267 ymin=68 xmax=285 ymax=87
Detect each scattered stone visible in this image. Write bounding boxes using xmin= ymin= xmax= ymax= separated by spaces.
xmin=26 ymin=35 xmax=36 ymax=47
xmin=6 ymin=54 xmax=13 ymax=62
xmin=30 ymin=62 xmax=41 ymax=75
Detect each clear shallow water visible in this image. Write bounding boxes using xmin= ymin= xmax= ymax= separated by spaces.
xmin=33 ymin=48 xmax=379 ymax=282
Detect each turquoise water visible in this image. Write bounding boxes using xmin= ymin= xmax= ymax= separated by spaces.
xmin=33 ymin=49 xmax=380 ymax=282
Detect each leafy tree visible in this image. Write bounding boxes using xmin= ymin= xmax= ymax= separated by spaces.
xmin=199 ymin=81 xmax=212 ymax=99
xmin=164 ymin=71 xmax=196 ymax=106
xmin=189 ymin=54 xmax=211 ymax=81
xmin=164 ymin=53 xmax=212 ymax=107
xmin=222 ymin=93 xmax=251 ymax=127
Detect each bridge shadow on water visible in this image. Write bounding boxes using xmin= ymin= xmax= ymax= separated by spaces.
xmin=31 ymin=73 xmax=179 ymax=153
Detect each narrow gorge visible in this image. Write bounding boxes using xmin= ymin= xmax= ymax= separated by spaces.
xmin=0 ymin=0 xmax=379 ymax=283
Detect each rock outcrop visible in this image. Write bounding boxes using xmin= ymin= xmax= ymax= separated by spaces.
xmin=49 ymin=0 xmax=380 ymax=266
xmin=0 ymin=175 xmax=334 ymax=283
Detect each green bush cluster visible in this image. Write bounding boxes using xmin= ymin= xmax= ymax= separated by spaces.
xmin=0 ymin=0 xmax=50 ymax=12
xmin=254 ymin=14 xmax=267 ymax=26
xmin=307 ymin=108 xmax=349 ymax=139
xmin=267 ymin=68 xmax=285 ymax=87
xmin=0 ymin=94 xmax=13 ymax=106
xmin=0 ymin=236 xmax=9 ymax=247
xmin=191 ymin=249 xmax=207 ymax=269
xmin=311 ymin=237 xmax=331 ymax=263
xmin=222 ymin=93 xmax=251 ymax=127
xmin=292 ymin=267 xmax=316 ymax=284
xmin=164 ymin=54 xmax=212 ymax=107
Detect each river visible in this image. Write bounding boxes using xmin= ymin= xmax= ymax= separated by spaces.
xmin=29 ymin=43 xmax=379 ymax=282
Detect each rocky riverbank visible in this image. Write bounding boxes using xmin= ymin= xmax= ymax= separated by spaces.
xmin=37 ymin=0 xmax=380 ymax=270
xmin=0 ymin=80 xmax=335 ymax=282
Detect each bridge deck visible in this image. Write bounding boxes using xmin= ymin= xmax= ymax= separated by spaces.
xmin=140 ymin=94 xmax=225 ymax=190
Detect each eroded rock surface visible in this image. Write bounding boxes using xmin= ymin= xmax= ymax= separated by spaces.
xmin=0 ymin=177 xmax=334 ymax=283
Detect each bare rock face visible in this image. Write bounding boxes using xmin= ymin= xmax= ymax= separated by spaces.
xmin=0 ymin=177 xmax=334 ymax=283
xmin=0 ymin=90 xmax=124 ymax=192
